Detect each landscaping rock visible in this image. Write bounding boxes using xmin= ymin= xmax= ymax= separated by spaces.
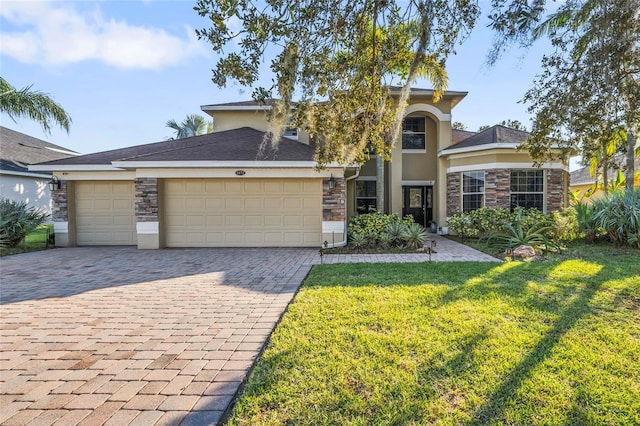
xmin=512 ymin=245 xmax=536 ymax=258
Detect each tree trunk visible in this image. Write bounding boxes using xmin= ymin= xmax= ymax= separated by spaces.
xmin=602 ymin=145 xmax=609 ymax=195
xmin=625 ymin=129 xmax=636 ymax=191
xmin=376 ymin=156 xmax=385 ymax=213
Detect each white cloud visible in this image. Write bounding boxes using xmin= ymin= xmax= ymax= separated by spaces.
xmin=0 ymin=1 xmax=208 ymax=70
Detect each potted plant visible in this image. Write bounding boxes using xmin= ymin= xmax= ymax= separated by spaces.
xmin=429 ymin=220 xmax=437 ymax=233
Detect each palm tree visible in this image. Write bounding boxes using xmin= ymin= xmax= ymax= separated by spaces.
xmin=165 ymin=114 xmax=213 ymax=139
xmin=0 ymin=77 xmax=71 ymax=134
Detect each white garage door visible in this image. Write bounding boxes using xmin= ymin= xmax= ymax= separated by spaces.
xmin=75 ymin=181 xmax=136 ymax=245
xmin=164 ymin=178 xmax=322 ymax=247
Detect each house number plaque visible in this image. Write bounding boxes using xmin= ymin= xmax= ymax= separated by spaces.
xmin=235 ymin=170 xmax=246 ymax=176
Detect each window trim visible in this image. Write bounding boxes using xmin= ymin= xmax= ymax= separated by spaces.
xmin=509 ymin=169 xmax=546 ymax=212
xmin=461 ymin=170 xmax=485 ymax=212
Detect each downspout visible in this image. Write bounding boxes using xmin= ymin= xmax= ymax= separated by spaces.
xmin=325 ymin=166 xmax=360 ymax=248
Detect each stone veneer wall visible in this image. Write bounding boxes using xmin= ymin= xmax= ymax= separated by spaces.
xmin=51 ymin=180 xmax=68 ymax=221
xmin=322 ymin=177 xmax=345 ymax=221
xmin=484 ymin=169 xmax=511 ymax=209
xmin=447 ymin=168 xmax=567 ymax=214
xmin=547 ymin=169 xmax=568 ymax=212
xmin=135 ymin=178 xmax=158 ymax=222
xmin=446 ymin=172 xmax=460 ymax=216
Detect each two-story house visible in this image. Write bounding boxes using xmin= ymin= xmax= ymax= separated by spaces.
xmin=31 ymin=88 xmax=569 ymax=249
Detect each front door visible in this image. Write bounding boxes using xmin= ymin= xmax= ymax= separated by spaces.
xmin=402 ymin=186 xmax=433 ymax=227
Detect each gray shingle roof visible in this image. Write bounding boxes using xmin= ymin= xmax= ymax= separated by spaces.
xmin=36 ymin=127 xmax=315 ymax=166
xmin=0 ymin=126 xmax=77 ymax=165
xmin=441 ymin=125 xmax=529 ymax=153
xmin=451 ymin=129 xmax=476 ymax=145
xmin=570 ymin=156 xmax=640 ymax=185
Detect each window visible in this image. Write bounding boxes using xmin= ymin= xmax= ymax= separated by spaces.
xmin=356 ymin=180 xmax=377 ymax=214
xmin=283 ymin=126 xmax=298 ymax=139
xmin=402 ymin=117 xmax=426 ymax=150
xmin=510 ymin=169 xmax=544 ymax=211
xmin=462 ymin=171 xmax=485 ymax=212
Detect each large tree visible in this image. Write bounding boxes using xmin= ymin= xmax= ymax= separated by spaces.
xmin=489 ymin=0 xmax=639 ymax=190
xmin=194 ymin=0 xmax=479 ymax=166
xmin=0 ymin=77 xmax=71 ymax=134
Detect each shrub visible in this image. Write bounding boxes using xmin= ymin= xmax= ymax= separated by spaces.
xmin=551 ymin=207 xmax=580 ymax=242
xmin=348 ymin=212 xmax=412 ymax=238
xmin=0 ymin=198 xmax=49 ymax=248
xmin=447 ymin=207 xmax=511 ymax=239
xmin=591 ymin=189 xmax=640 ymax=248
xmin=482 ymin=209 xmax=559 ymax=253
xmin=385 ymin=221 xmax=409 ymax=245
xmin=405 ymin=223 xmax=428 ymax=249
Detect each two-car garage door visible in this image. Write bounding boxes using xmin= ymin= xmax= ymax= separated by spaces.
xmin=164 ymin=178 xmax=322 ymax=247
xmin=72 ymin=178 xmax=323 ymax=247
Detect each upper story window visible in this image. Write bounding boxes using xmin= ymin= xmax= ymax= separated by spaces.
xmin=510 ymin=169 xmax=544 ymax=211
xmin=462 ymin=171 xmax=485 ymax=212
xmin=402 ymin=117 xmax=426 ymax=151
xmin=283 ymin=126 xmax=298 ymax=140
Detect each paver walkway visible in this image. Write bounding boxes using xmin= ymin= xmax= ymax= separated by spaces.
xmin=321 ymin=234 xmax=500 ymax=263
xmin=0 ymin=240 xmax=496 ymax=425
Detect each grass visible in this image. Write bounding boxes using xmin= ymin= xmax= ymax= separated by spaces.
xmin=0 ymin=224 xmax=54 ymax=256
xmin=228 ymin=244 xmax=640 ymax=425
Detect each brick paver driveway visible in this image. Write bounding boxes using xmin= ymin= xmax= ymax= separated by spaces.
xmin=0 ymin=247 xmax=318 ymax=425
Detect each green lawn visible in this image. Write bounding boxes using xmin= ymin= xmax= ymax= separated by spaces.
xmin=229 ymin=244 xmax=640 ymax=425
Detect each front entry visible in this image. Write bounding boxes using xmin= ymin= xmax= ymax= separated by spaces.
xmin=402 ymin=186 xmax=433 ymax=228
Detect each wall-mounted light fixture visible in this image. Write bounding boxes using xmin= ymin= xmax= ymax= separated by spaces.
xmin=48 ymin=176 xmax=61 ymax=191
xmin=328 ymin=175 xmax=336 ymax=190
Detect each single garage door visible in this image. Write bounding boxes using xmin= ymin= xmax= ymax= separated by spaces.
xmin=164 ymin=178 xmax=322 ymax=247
xmin=75 ymin=181 xmax=136 ymax=245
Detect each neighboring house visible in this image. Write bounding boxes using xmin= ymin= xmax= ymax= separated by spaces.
xmin=570 ymin=157 xmax=640 ymax=201
xmin=0 ymin=126 xmax=77 ymax=213
xmin=31 ymin=88 xmax=569 ymax=249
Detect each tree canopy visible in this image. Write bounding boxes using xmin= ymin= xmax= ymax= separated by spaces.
xmin=166 ymin=114 xmax=213 ymax=140
xmin=490 ymin=0 xmax=639 ymax=190
xmin=194 ymin=0 xmax=479 ymax=165
xmin=0 ymin=77 xmax=72 ymax=134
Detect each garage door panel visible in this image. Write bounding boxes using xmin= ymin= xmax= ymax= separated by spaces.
xmin=244 ymin=199 xmax=263 ymax=209
xmin=75 ymin=181 xmax=136 ymax=246
xmin=225 ymin=216 xmax=243 ymax=226
xmin=264 ymin=199 xmax=282 ymax=209
xmin=225 ymin=181 xmax=243 ymax=193
xmin=164 ymin=178 xmax=322 ymax=247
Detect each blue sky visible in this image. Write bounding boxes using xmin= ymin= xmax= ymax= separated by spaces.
xmin=1 ymin=0 xmax=567 ymax=163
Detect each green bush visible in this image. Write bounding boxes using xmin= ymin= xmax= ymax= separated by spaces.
xmin=404 ymin=223 xmax=428 ymax=249
xmin=348 ymin=212 xmax=412 ymax=238
xmin=591 ymin=189 xmax=640 ymax=248
xmin=446 ymin=207 xmax=511 ymax=239
xmin=347 ymin=213 xmax=416 ymax=250
xmin=482 ymin=209 xmax=559 ymax=253
xmin=0 ymin=198 xmax=49 ymax=248
xmin=551 ymin=207 xmax=580 ymax=242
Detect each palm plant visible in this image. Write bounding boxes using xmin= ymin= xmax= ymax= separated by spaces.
xmin=166 ymin=114 xmax=213 ymax=139
xmin=0 ymin=198 xmax=49 ymax=248
xmin=592 ymin=189 xmax=640 ymax=247
xmin=0 ymin=77 xmax=71 ymax=134
xmin=482 ymin=209 xmax=559 ymax=253
xmin=385 ymin=221 xmax=408 ymax=246
xmin=404 ymin=223 xmax=428 ymax=250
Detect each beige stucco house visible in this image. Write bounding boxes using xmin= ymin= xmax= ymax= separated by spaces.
xmin=30 ymin=88 xmax=570 ymax=249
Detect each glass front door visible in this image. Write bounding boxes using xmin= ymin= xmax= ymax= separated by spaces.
xmin=402 ymin=186 xmax=433 ymax=227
